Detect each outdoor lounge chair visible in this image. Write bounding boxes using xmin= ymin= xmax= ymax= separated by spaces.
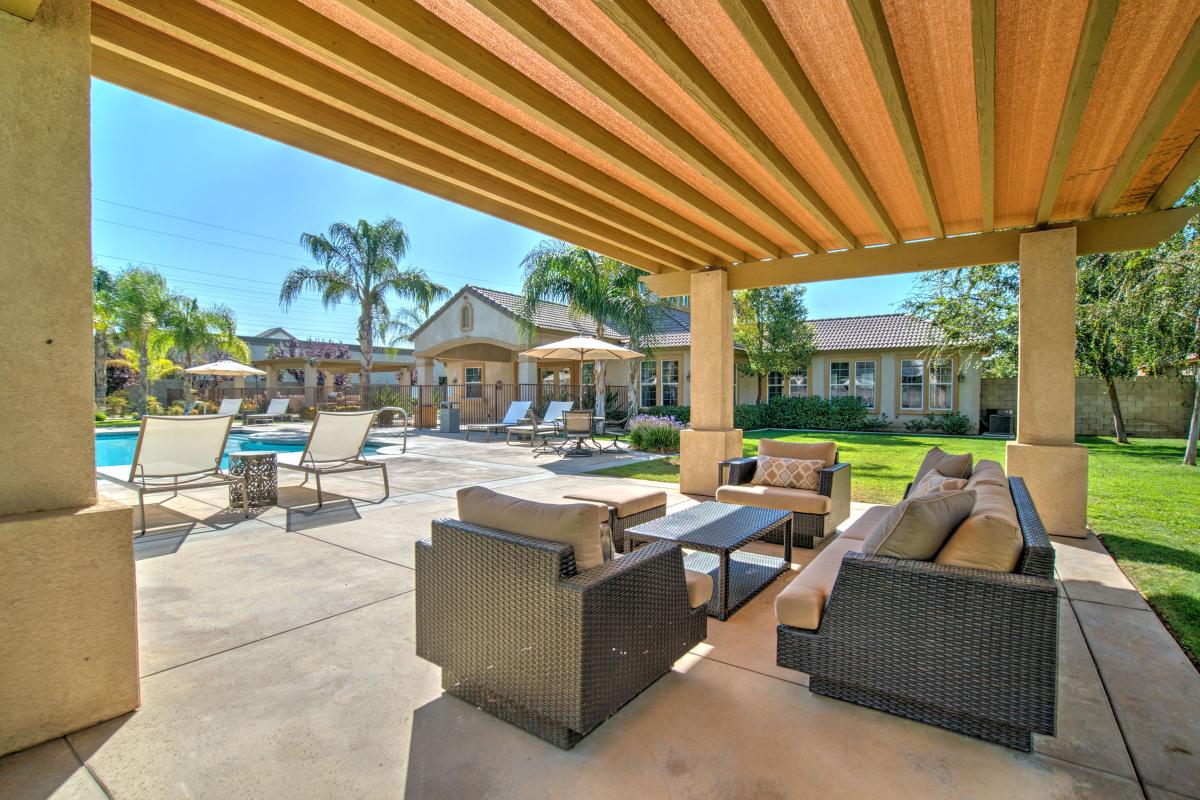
xmin=216 ymin=397 xmax=243 ymax=417
xmin=244 ymin=397 xmax=292 ymax=425
xmin=505 ymin=401 xmax=571 ymax=446
xmin=96 ymin=414 xmax=248 ymax=535
xmin=463 ymin=400 xmax=531 ymax=441
xmin=278 ymin=410 xmax=389 ymax=507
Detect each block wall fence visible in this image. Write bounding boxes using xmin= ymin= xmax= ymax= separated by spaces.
xmin=981 ymin=376 xmax=1195 ymax=437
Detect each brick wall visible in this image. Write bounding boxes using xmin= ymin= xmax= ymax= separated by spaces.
xmin=980 ymin=377 xmax=1195 ymax=437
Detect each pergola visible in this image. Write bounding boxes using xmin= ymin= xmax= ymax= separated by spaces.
xmin=3 ymin=0 xmax=1199 ymax=759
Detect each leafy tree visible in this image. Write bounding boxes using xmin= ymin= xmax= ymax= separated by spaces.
xmin=377 ymin=305 xmax=430 ymax=347
xmin=280 ymin=218 xmax=448 ymax=393
xmin=517 ymin=241 xmax=665 ymax=413
xmin=732 ymin=287 xmax=816 ymax=404
xmin=1076 ymin=253 xmax=1141 ymax=443
xmin=93 ymin=265 xmax=117 ymax=405
xmin=109 ymin=266 xmax=178 ymax=413
xmin=153 ymin=297 xmax=250 ymax=400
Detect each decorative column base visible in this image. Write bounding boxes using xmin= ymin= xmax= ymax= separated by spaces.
xmin=1006 ymin=442 xmax=1088 ymax=537
xmin=680 ymin=428 xmax=743 ymax=496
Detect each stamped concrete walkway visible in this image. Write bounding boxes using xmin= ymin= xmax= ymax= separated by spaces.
xmin=2 ymin=431 xmax=1198 ymax=799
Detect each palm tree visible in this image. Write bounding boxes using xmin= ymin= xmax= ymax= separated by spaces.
xmin=517 ymin=241 xmax=663 ymax=415
xmin=154 ymin=297 xmax=250 ymax=401
xmin=93 ymin=265 xmax=117 ymax=405
xmin=109 ymin=266 xmax=178 ymax=413
xmin=377 ymin=305 xmax=431 ymax=347
xmin=280 ymin=218 xmax=448 ymax=394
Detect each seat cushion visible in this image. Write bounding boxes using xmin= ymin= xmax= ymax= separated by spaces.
xmin=862 ymin=489 xmax=976 ymax=560
xmin=966 ymin=459 xmax=1007 ymax=489
xmin=684 ymin=569 xmax=713 ymax=609
xmin=750 ymin=455 xmax=823 ymax=490
xmin=562 ymin=485 xmax=667 ymax=518
xmin=457 ymin=486 xmax=609 ymax=570
xmin=840 ymin=504 xmax=891 ymax=540
xmin=914 ymin=446 xmax=973 ymax=484
xmin=716 ymin=484 xmax=832 ymax=515
xmin=775 ymin=537 xmax=864 ymax=629
xmin=759 ymin=438 xmax=837 ymax=467
xmin=935 ymin=480 xmax=1022 ymax=572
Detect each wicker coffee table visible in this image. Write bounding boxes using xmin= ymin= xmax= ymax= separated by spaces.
xmin=625 ymin=502 xmax=792 ymax=620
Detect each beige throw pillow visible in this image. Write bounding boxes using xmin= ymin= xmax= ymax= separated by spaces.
xmin=914 ymin=446 xmax=973 ymax=484
xmin=751 ymin=455 xmax=823 ymax=490
xmin=759 ymin=438 xmax=837 ymax=467
xmin=966 ymin=459 xmax=1007 ymax=489
xmin=863 ymin=489 xmax=976 ymax=561
xmin=457 ymin=486 xmax=609 ymax=571
xmin=912 ymin=469 xmax=968 ymax=497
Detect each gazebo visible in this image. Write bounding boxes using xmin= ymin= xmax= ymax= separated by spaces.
xmin=4 ymin=0 xmax=1200 ymax=762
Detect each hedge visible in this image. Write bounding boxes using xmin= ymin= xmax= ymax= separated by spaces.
xmin=639 ymin=396 xmax=881 ymax=432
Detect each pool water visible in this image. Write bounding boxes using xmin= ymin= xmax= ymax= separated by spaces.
xmin=95 ymin=432 xmax=379 ymax=468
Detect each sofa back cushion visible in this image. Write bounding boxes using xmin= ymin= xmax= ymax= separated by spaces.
xmin=863 ymin=489 xmax=976 ymax=560
xmin=457 ymin=486 xmax=609 ymax=571
xmin=759 ymin=438 xmax=837 ymax=467
xmin=750 ymin=455 xmax=823 ymax=490
xmin=935 ymin=480 xmax=1023 ymax=572
xmin=966 ymin=459 xmax=1007 ymax=489
xmin=914 ymin=446 xmax=973 ymax=485
xmin=912 ymin=469 xmax=968 ymax=497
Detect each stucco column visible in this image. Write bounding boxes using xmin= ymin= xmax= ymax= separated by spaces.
xmin=1005 ymin=227 xmax=1089 ymax=537
xmin=265 ymin=366 xmax=278 ymax=392
xmin=0 ymin=0 xmax=139 ymax=757
xmin=679 ymin=270 xmax=742 ymax=495
xmin=419 ymin=357 xmax=436 ymax=385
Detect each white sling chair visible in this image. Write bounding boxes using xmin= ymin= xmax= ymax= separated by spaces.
xmin=463 ymin=400 xmax=531 ymax=441
xmin=245 ymin=397 xmax=292 ymax=425
xmin=216 ymin=397 xmax=243 ymax=417
xmin=96 ymin=414 xmax=248 ymax=535
xmin=278 ymin=410 xmax=389 ymax=507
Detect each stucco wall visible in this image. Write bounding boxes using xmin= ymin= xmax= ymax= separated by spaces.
xmin=982 ymin=376 xmax=1195 ymax=437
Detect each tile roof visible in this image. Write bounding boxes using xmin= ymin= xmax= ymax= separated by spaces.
xmin=468 ymin=286 xmax=623 ymax=338
xmin=809 ymin=314 xmax=951 ymax=351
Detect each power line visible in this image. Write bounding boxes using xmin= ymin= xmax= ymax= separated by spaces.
xmin=93 ymin=198 xmax=303 ymax=247
xmin=95 ymin=218 xmax=308 ymax=262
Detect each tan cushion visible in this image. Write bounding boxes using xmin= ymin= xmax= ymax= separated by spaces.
xmin=914 ymin=446 xmax=973 ymax=484
xmin=716 ymin=484 xmax=832 ymax=515
xmin=966 ymin=459 xmax=1007 ymax=489
xmin=775 ymin=537 xmax=864 ymax=629
xmin=684 ymin=569 xmax=713 ymax=609
xmin=457 ymin=486 xmax=608 ymax=571
xmin=912 ymin=470 xmax=969 ymax=497
xmin=750 ymin=455 xmax=823 ymax=490
xmin=840 ymin=505 xmax=890 ymax=540
xmin=862 ymin=489 xmax=976 ymax=560
xmin=936 ymin=514 xmax=1022 ymax=572
xmin=759 ymin=438 xmax=837 ymax=467
xmin=562 ymin=485 xmax=667 ymax=518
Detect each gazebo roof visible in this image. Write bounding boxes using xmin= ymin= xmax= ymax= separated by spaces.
xmin=91 ymin=1 xmax=1200 ymax=289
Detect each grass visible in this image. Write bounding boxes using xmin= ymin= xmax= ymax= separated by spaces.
xmin=95 ymin=419 xmax=142 ymax=428
xmin=595 ymin=430 xmax=1200 ymax=662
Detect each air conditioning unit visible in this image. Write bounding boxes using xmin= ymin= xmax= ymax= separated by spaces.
xmin=988 ymin=412 xmax=1014 ymax=435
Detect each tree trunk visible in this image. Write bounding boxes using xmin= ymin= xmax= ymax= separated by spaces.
xmin=594 ymin=322 xmax=606 ymax=418
xmin=359 ymin=308 xmax=373 ymax=406
xmin=94 ymin=332 xmax=107 ymax=405
xmin=138 ymin=343 xmax=150 ymax=415
xmin=756 ymin=373 xmax=764 ymax=405
xmin=1184 ymin=373 xmax=1199 ymax=466
xmin=1104 ymin=375 xmax=1128 ymax=444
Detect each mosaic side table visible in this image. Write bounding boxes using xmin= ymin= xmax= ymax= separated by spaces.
xmin=228 ymin=451 xmax=278 ymax=508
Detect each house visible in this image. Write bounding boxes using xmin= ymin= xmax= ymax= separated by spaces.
xmin=241 ymin=327 xmax=425 ymax=386
xmin=410 ymin=286 xmax=981 ymax=429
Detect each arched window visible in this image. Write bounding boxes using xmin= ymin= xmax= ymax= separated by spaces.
xmin=460 ymin=302 xmax=473 ymax=331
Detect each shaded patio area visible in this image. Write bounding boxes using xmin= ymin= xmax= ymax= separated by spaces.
xmin=2 ymin=434 xmax=1196 ymax=799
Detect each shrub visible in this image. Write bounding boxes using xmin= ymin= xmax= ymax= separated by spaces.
xmin=640 ymin=405 xmax=690 ymax=424
xmin=627 ymin=414 xmax=682 ymax=453
xmin=904 ymin=415 xmax=932 ymax=433
xmin=105 ymin=359 xmax=139 ymax=394
xmin=734 ymin=403 xmax=769 ymax=430
xmin=860 ymin=414 xmax=890 ymax=431
xmin=167 ymin=400 xmax=186 ymax=416
xmin=105 ymin=394 xmax=129 ymax=417
xmin=95 ymin=410 xmax=107 ymax=422
xmin=145 ymin=395 xmax=165 ymax=415
xmin=937 ymin=412 xmax=973 ymax=435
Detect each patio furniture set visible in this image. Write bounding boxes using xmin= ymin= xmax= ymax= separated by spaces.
xmin=415 ymin=441 xmax=1059 ymax=754
xmin=464 ymin=399 xmax=632 ymax=457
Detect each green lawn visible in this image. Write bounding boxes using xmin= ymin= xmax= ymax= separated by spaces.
xmin=595 ymin=431 xmax=1200 ymax=662
xmin=95 ymin=418 xmax=142 ymax=428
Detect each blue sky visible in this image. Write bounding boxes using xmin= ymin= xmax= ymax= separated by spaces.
xmin=91 ymin=79 xmax=919 ymax=343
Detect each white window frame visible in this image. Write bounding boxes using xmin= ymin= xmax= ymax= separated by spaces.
xmin=464 ymin=365 xmax=483 ymax=399
xmin=767 ymin=370 xmax=785 ymax=400
xmin=854 ymin=360 xmax=877 ymax=409
xmin=829 ymin=361 xmax=851 ymax=399
xmin=900 ymin=358 xmax=925 ymax=411
xmin=640 ymin=360 xmax=658 ymax=407
xmin=788 ymin=372 xmax=807 ymax=397
xmin=660 ymin=360 xmax=680 ymax=405
xmin=928 ymin=358 xmax=954 ymax=411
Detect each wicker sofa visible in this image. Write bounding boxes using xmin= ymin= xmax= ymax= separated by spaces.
xmin=415 ymin=487 xmax=710 ymax=749
xmin=775 ymin=471 xmax=1058 ymax=751
xmin=716 ymin=439 xmax=851 ymax=548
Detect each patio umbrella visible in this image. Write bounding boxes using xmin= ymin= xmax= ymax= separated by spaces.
xmin=520 ymin=336 xmax=642 ymax=416
xmin=183 ymin=359 xmax=267 ymax=377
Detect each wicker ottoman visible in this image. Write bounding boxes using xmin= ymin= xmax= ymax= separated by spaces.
xmin=563 ymin=485 xmax=668 ymax=553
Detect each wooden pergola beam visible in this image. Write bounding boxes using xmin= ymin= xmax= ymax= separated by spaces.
xmin=335 ymin=0 xmax=787 ymax=260
xmin=90 ymin=35 xmax=672 ymax=274
xmin=464 ymin=0 xmax=822 ymax=254
xmin=1151 ymin=133 xmax=1200 ymax=209
xmin=1093 ymin=19 xmax=1200 ymax=216
xmin=639 ymin=205 xmax=1199 ymax=296
xmin=594 ymin=0 xmax=854 ymax=251
xmin=848 ymin=0 xmax=945 ymax=239
xmin=972 ymin=0 xmax=996 ymax=233
xmin=718 ymin=0 xmax=899 ymax=245
xmin=1036 ymin=0 xmax=1118 ymax=224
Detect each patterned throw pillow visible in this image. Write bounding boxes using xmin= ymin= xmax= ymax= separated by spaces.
xmin=913 ymin=469 xmax=968 ymax=497
xmin=750 ymin=455 xmax=823 ymax=490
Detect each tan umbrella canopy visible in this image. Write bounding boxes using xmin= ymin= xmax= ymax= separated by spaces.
xmin=521 ymin=337 xmax=642 ymax=417
xmin=183 ymin=359 xmax=267 ymax=377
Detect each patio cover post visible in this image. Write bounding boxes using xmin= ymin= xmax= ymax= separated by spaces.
xmin=0 ymin=0 xmax=139 ymax=757
xmin=679 ymin=269 xmax=742 ymax=494
xmin=1006 ymin=227 xmax=1089 ymax=537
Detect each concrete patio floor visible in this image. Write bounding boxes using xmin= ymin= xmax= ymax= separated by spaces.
xmin=2 ymin=431 xmax=1198 ymax=799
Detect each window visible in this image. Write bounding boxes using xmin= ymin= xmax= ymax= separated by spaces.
xmin=829 ymin=361 xmax=851 ymax=399
xmin=788 ymin=373 xmax=807 ymax=397
xmin=581 ymin=362 xmax=594 ymax=385
xmin=661 ymin=360 xmax=680 ymax=405
xmin=929 ymin=358 xmax=953 ymax=411
xmin=767 ymin=371 xmax=785 ymax=400
xmin=464 ymin=366 xmax=482 ymax=399
xmin=901 ymin=358 xmax=924 ymax=410
xmin=459 ymin=303 xmax=473 ymax=331
xmin=640 ymin=360 xmax=657 ymax=407
xmin=854 ymin=361 xmax=876 ymax=408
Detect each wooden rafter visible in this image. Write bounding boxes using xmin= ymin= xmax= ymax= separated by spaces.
xmin=847 ymin=0 xmax=945 ymax=239
xmin=972 ymin=0 xmax=996 ymax=233
xmin=1151 ymin=133 xmax=1200 ymax=209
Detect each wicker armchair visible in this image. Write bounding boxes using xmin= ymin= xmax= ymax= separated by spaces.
xmin=777 ymin=477 xmax=1058 ymax=751
xmin=717 ymin=455 xmax=851 ymax=548
xmin=415 ymin=518 xmax=707 ymax=749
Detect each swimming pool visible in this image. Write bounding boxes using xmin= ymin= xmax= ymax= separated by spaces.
xmin=94 ymin=431 xmax=380 ymax=468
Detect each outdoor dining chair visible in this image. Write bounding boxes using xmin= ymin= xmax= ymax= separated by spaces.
xmin=277 ymin=410 xmax=389 ymax=507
